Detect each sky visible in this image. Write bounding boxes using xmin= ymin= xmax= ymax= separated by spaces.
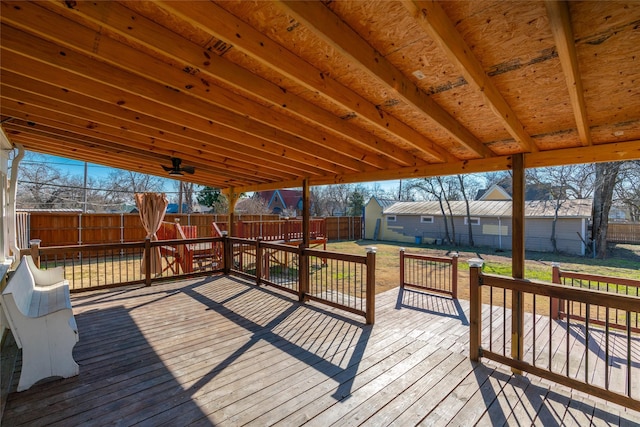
xmin=18 ymin=152 xmax=402 ymax=196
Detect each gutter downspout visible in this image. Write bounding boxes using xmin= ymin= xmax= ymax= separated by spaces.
xmin=8 ymin=143 xmax=24 ymax=268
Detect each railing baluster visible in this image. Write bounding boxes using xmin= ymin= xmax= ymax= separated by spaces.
xmin=627 ymin=313 xmax=632 ymax=398
xmin=585 ymin=303 xmax=590 ymax=385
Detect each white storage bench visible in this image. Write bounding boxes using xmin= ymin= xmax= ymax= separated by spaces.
xmin=1 ymin=255 xmax=79 ymax=391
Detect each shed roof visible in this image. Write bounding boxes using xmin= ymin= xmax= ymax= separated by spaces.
xmin=384 ymin=199 xmax=592 ymax=218
xmin=1 ymin=1 xmax=639 ymax=192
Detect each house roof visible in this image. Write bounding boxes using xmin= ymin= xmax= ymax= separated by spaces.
xmin=1 ymin=2 xmax=639 ymax=192
xmin=256 ymin=189 xmax=303 ymax=209
xmin=366 ymin=197 xmax=398 ymax=210
xmin=384 ymin=199 xmax=593 ymax=218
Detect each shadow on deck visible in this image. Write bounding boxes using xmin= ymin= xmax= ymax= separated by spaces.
xmin=2 ymin=275 xmax=639 ymax=425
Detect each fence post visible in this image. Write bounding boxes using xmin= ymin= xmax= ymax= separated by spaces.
xmin=255 ymin=238 xmax=262 ymax=286
xmin=551 ymin=262 xmax=561 ymax=319
xmin=451 ymin=252 xmax=459 ymax=299
xmin=29 ymin=239 xmax=41 ymax=268
xmin=399 ymin=248 xmax=405 ymax=289
xmin=222 ymin=231 xmax=230 ymax=274
xmin=366 ymin=247 xmax=377 ymax=324
xmin=469 ymin=258 xmax=484 ymax=361
xmin=299 ymin=244 xmax=309 ymax=302
xmin=144 ymin=237 xmax=152 ymax=286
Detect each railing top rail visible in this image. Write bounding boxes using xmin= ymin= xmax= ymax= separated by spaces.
xmin=31 ymin=241 xmax=146 ymax=253
xmin=304 ymin=248 xmax=367 ymax=264
xmin=480 ymin=272 xmax=640 ymax=312
xmin=402 ymin=252 xmax=455 ymax=264
xmin=259 ymin=241 xmax=301 ymax=253
xmin=558 ymin=269 xmax=640 ymax=287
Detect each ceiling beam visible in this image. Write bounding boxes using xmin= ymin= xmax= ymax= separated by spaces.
xmin=1 ymin=109 xmax=290 ymax=182
xmin=545 ymin=0 xmax=592 ymax=147
xmin=0 ymin=5 xmax=393 ymax=172
xmin=155 ymin=0 xmax=454 ymax=163
xmin=404 ymin=0 xmax=536 ymax=153
xmin=44 ymin=0 xmax=439 ymax=166
xmin=233 ymin=140 xmax=640 ymax=193
xmin=5 ymin=120 xmax=268 ymax=184
xmin=0 ymin=29 xmax=366 ymax=176
xmin=1 ymin=79 xmax=324 ymax=178
xmin=6 ymin=133 xmax=245 ymax=188
xmin=280 ymin=0 xmax=495 ymax=159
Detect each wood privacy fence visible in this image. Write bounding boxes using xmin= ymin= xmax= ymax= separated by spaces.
xmin=18 ymin=212 xmax=362 ymax=248
xmin=607 ymin=223 xmax=640 ymax=244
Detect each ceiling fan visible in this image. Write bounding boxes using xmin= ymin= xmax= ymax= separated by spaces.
xmin=162 ymin=157 xmax=195 ymax=176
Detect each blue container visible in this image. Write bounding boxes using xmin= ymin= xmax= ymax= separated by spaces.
xmin=415 ymin=236 xmax=422 ymax=244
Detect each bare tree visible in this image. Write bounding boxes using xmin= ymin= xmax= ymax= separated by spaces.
xmin=615 ymin=161 xmax=640 ymax=222
xmin=592 ymin=162 xmax=622 ymax=258
xmin=457 ymin=174 xmax=475 ymax=247
xmin=408 ymin=177 xmax=455 ymax=244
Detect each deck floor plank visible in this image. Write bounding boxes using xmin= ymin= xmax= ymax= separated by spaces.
xmin=2 ymin=275 xmax=638 ymax=426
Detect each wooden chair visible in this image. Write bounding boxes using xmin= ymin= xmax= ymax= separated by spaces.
xmin=156 ymin=221 xmax=183 ymax=274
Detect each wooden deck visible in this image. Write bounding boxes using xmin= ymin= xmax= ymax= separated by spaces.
xmin=2 ymin=275 xmax=639 ymax=426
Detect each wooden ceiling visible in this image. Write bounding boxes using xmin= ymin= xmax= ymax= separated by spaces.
xmin=1 ymin=1 xmax=639 ymax=192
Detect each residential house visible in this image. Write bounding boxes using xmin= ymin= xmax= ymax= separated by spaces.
xmin=364 ymin=197 xmax=398 ymax=240
xmin=254 ymin=189 xmax=305 ymax=216
xmin=367 ymin=197 xmax=592 ymax=255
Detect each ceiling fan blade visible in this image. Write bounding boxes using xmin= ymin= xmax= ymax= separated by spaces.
xmin=182 ymin=166 xmax=195 ymax=174
xmin=161 ymin=164 xmax=173 ymax=172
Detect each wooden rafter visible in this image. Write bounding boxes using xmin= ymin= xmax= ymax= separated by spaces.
xmin=280 ymin=0 xmax=495 ymax=159
xmin=545 ymin=0 xmax=592 ymax=147
xmin=404 ymin=0 xmax=536 ymax=153
xmin=233 ymin=140 xmax=640 ymax=193
xmin=156 ymin=0 xmax=453 ymax=163
xmin=44 ymin=1 xmax=434 ymax=167
xmin=0 ymin=74 xmax=330 ymax=178
xmin=0 ymin=1 xmax=638 ymax=192
xmin=0 ymin=5 xmax=394 ymax=173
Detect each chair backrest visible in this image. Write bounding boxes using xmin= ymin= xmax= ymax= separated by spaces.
xmin=157 ymin=222 xmax=177 ymax=240
xmin=2 ymin=257 xmax=36 ymax=317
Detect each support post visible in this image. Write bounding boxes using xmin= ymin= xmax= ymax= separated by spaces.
xmin=399 ymin=248 xmax=405 ymax=289
xmin=551 ymin=262 xmax=561 ymax=319
xmin=299 ymin=245 xmax=309 ymax=302
xmin=511 ymin=153 xmax=525 ymax=373
xmin=224 ymin=188 xmax=239 ymax=237
xmin=222 ymin=231 xmax=231 ymax=275
xmin=469 ymin=258 xmax=484 ymax=361
xmin=29 ymin=239 xmax=41 ymax=268
xmin=255 ymin=238 xmax=262 ymax=286
xmin=302 ymin=179 xmax=310 ymax=247
xmin=451 ymin=252 xmax=459 ymax=299
xmin=299 ymin=180 xmax=311 ymax=302
xmin=144 ymin=237 xmax=152 ymax=286
xmin=366 ymin=247 xmax=377 ymax=324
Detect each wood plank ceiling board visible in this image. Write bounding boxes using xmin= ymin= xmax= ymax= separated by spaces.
xmin=0 ymin=0 xmax=639 ymax=194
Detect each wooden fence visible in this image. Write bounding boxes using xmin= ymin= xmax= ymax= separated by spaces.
xmin=607 ymin=223 xmax=640 ymax=244
xmin=18 ymin=212 xmax=362 ymax=248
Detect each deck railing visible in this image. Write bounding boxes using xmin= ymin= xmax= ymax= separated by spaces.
xmin=235 ymin=218 xmax=326 ymax=242
xmin=552 ymin=264 xmax=640 ymax=333
xmin=26 ymin=235 xmax=375 ymax=324
xmin=225 ymin=237 xmax=375 ymax=323
xmin=23 ymin=237 xmax=225 ymax=292
xmin=399 ymin=249 xmax=458 ymax=298
xmin=469 ymin=261 xmax=640 ymax=411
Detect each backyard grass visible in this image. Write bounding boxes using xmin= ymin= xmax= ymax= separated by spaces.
xmin=325 ymin=239 xmax=640 ymax=300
